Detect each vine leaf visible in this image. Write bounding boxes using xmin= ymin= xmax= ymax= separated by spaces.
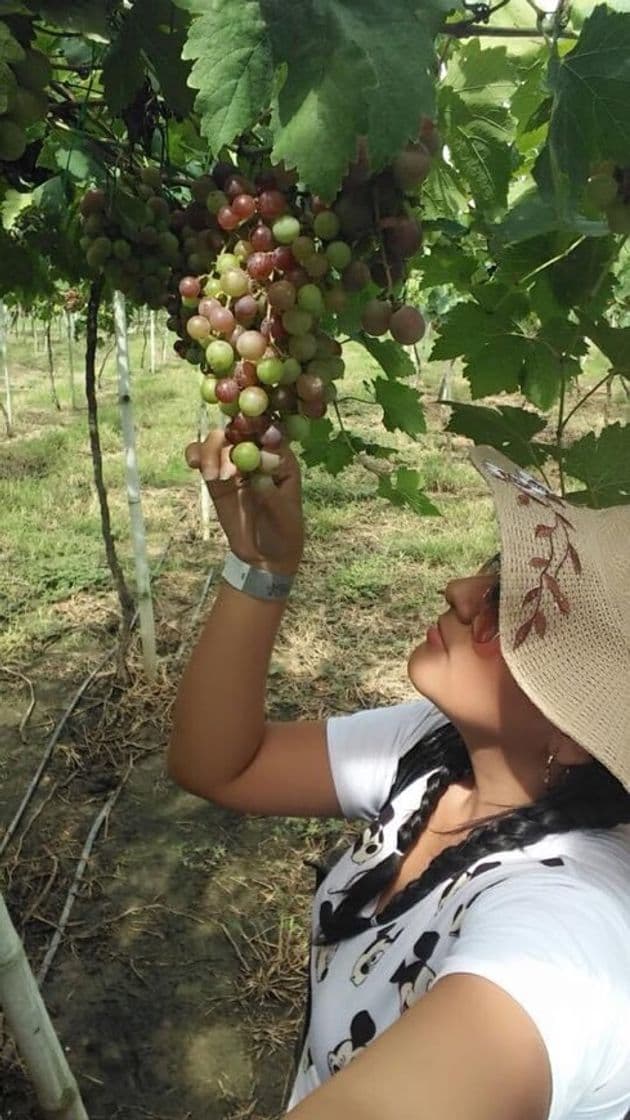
xmin=536 ymin=6 xmax=630 ymax=201
xmin=431 ymin=301 xmax=527 ymax=397
xmin=445 ymin=402 xmax=548 ymax=467
xmin=377 ymin=468 xmax=439 ymax=517
xmin=263 ymin=0 xmax=441 ymax=199
xmin=563 ymin=424 xmax=630 ymax=508
xmin=182 ymin=0 xmax=273 ymax=152
xmin=374 ymin=378 xmax=425 ymax=438
xmin=441 ymin=88 xmax=512 ymax=213
xmin=359 ymin=335 xmax=416 ymax=380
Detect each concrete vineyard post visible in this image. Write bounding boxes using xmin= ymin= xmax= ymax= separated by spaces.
xmin=113 ymin=290 xmax=158 ymax=682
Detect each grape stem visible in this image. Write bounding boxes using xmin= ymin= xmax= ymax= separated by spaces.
xmin=371 ymin=188 xmax=395 ymax=296
xmin=333 ymin=401 xmax=394 ymax=479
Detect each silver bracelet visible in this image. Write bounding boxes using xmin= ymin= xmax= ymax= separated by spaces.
xmin=221 ymin=551 xmax=295 ymax=601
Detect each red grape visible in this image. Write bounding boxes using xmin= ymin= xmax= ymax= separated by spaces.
xmin=234 ymin=295 xmax=259 ymax=325
xmin=342 ymin=260 xmax=371 ymax=291
xmin=361 ymin=299 xmax=392 ymax=337
xmin=299 ymin=398 xmax=327 ymax=419
xmin=209 ymin=304 xmax=236 ymax=335
xmin=267 ymin=280 xmax=296 ymax=311
xmin=234 ymin=360 xmax=259 ymax=389
xmin=261 ymin=424 xmax=284 ymax=449
xmin=225 ymin=175 xmax=250 ymax=200
xmin=230 ymin=325 xmax=246 ymax=348
xmin=247 ymin=252 xmax=274 ymax=281
xmin=389 ymin=305 xmax=426 ymax=345
xmin=237 ymin=331 xmax=267 ymax=362
xmin=218 ymin=206 xmax=240 ymax=231
xmin=179 ymin=276 xmax=201 ymax=299
xmin=251 ymin=224 xmax=275 ymax=252
xmin=198 ymin=297 xmax=220 ymax=319
xmin=258 ymin=190 xmax=287 ymax=221
xmin=297 ymin=373 xmax=326 ymax=402
xmin=215 ymin=378 xmax=240 ymax=404
xmin=285 ymin=268 xmax=309 ymax=290
xmin=392 ymin=143 xmax=431 ymax=190
xmin=232 ymin=193 xmax=257 ymax=220
xmin=270 ymin=385 xmax=297 ymax=412
xmin=271 ymin=246 xmax=296 ymax=272
xmin=186 ymin=315 xmax=211 ymax=342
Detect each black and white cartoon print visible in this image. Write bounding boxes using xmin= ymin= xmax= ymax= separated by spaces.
xmin=437 ymin=859 xmax=503 ymax=910
xmin=314 ymin=940 xmax=339 ymax=983
xmin=350 ymin=923 xmax=403 ymax=987
xmin=351 ymin=804 xmax=395 ymax=865
xmin=389 ymin=930 xmax=440 ymax=1013
xmin=328 ymin=1010 xmax=377 ymax=1075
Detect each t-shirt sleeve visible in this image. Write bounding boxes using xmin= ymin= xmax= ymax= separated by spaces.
xmin=435 ymin=872 xmax=630 ymax=1120
xmin=325 ymin=697 xmax=447 ymax=821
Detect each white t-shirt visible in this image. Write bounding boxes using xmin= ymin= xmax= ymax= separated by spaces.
xmin=286 ymin=699 xmax=630 ymax=1119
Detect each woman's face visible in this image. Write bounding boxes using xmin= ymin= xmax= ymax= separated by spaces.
xmin=407 ymin=558 xmax=549 ymax=749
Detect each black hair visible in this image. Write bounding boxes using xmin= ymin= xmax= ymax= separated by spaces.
xmin=315 ymin=721 xmax=630 ymax=945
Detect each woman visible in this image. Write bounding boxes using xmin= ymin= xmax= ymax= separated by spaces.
xmin=168 ymin=430 xmax=630 ymax=1120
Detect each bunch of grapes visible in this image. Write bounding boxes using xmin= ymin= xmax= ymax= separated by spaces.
xmin=78 ymin=167 xmax=189 ymax=308
xmin=0 ymin=17 xmax=50 ymax=163
xmin=63 ymin=288 xmax=84 ymax=314
xmin=169 ymin=164 xmax=356 ymax=471
xmin=585 ymin=162 xmax=630 ymax=234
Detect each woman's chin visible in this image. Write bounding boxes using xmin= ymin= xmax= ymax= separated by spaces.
xmin=407 ymin=642 xmax=440 ymax=695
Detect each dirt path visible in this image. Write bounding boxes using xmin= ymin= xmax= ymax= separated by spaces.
xmin=0 ymin=576 xmax=342 ymax=1120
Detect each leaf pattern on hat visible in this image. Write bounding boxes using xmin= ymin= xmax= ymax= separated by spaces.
xmin=481 ymin=460 xmax=583 ymax=650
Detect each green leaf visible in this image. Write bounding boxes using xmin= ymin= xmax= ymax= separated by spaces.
xmin=377 ymin=467 xmax=439 ymax=516
xmin=431 ymin=299 xmax=529 ymax=398
xmin=582 ymin=318 xmax=630 ymax=369
xmin=441 ymin=88 xmax=512 ymax=213
xmin=547 ymin=236 xmax=616 ymax=315
xmin=264 ymin=0 xmax=441 ymax=199
xmin=300 ymin=418 xmax=355 ymax=476
xmin=0 ymin=20 xmax=25 ymax=63
xmin=421 ymin=159 xmax=469 ymax=222
xmin=183 ymin=0 xmax=273 ymax=153
xmin=520 ymin=341 xmax=566 ymax=411
xmin=448 ymin=40 xmax=516 ymax=105
xmin=495 ymin=191 xmax=608 ymax=246
xmin=418 ymin=241 xmax=477 ymax=290
xmin=563 ymin=423 xmax=630 ymax=507
xmin=102 ymin=30 xmax=145 ymax=115
xmin=537 ymin=7 xmax=630 ymax=201
xmin=446 ymin=402 xmax=548 ymax=467
xmin=374 ymin=377 xmax=425 ymax=437
xmin=359 ymin=334 xmax=416 ymax=379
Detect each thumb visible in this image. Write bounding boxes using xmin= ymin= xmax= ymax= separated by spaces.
xmin=185 ymin=441 xmax=201 ymax=470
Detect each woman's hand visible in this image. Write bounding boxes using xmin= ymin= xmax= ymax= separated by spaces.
xmin=185 ymin=429 xmax=304 ymax=576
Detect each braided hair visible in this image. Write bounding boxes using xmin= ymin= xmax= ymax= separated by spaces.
xmin=315 ymin=721 xmax=630 ymax=945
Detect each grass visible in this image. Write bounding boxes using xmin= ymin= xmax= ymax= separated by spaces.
xmin=1 ymin=318 xmax=627 ymax=664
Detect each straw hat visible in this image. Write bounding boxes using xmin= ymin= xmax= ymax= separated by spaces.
xmin=470 ymin=446 xmax=630 ymax=793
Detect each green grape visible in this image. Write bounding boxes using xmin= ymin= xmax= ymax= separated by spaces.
xmin=113 ymin=239 xmax=131 ymax=261
xmin=158 ymin=231 xmax=180 ymax=257
xmin=0 ymin=119 xmax=27 ymax=161
xmin=272 ymin=215 xmax=301 ymax=244
xmin=216 ymin=253 xmax=240 ymax=275
xmin=281 ymin=358 xmax=302 ymax=384
xmin=282 ymin=309 xmax=314 ymax=336
xmin=257 ymin=357 xmax=284 ymax=385
xmin=313 ymin=210 xmax=340 ymax=241
xmin=7 ymin=88 xmax=47 ymax=128
xmin=204 ymin=276 xmax=223 ymax=299
xmin=220 ymin=268 xmax=249 ymax=298
xmin=219 ymin=400 xmax=240 ymax=417
xmin=200 ymin=376 xmax=219 ymax=404
xmin=325 ymin=240 xmax=352 ymax=271
xmin=304 ymin=254 xmax=329 ymax=280
xmin=206 ymin=340 xmax=236 ymax=374
xmin=322 ymin=356 xmax=345 ymax=379
xmin=292 ymin=236 xmax=315 ymax=263
xmin=297 ymin=283 xmax=325 ymax=317
xmin=288 ymin=333 xmax=318 ymax=362
xmin=239 ymin=386 xmax=270 ymax=417
xmin=12 ymin=49 xmax=52 ymax=92
xmin=207 ymin=190 xmax=228 ymax=215
xmin=231 ymin=442 xmax=262 ymax=473
xmin=285 ymin=414 xmax=311 ymax=442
